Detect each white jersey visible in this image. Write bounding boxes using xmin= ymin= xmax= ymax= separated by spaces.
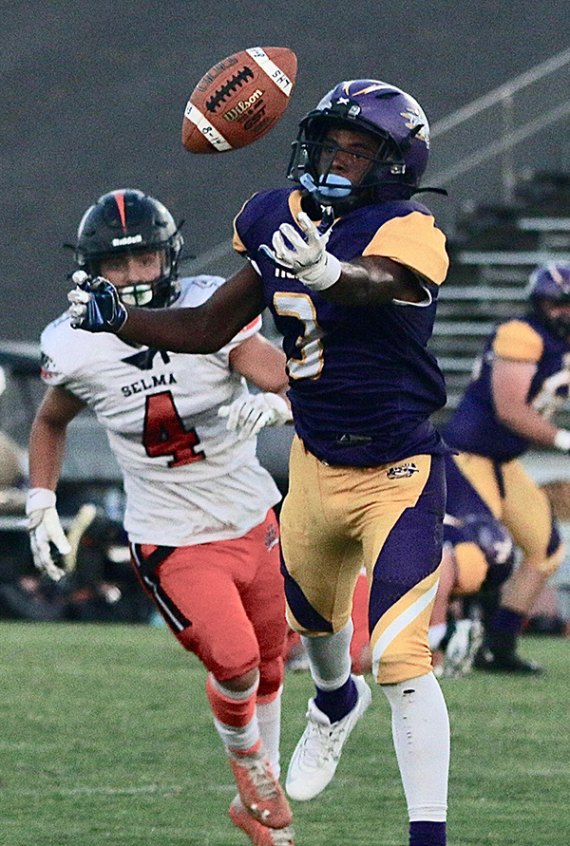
xmin=40 ymin=275 xmax=281 ymax=545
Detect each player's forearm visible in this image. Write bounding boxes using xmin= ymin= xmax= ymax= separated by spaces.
xmin=28 ymin=418 xmax=68 ymax=490
xmin=495 ymin=404 xmax=561 ymax=447
xmin=319 ymin=257 xmax=423 ymax=307
xmin=118 ymin=270 xmax=265 ymax=353
xmin=117 ymin=304 xmax=221 ymax=352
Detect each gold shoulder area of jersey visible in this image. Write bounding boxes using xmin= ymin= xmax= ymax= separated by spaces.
xmin=387 ymin=462 xmax=419 ymax=479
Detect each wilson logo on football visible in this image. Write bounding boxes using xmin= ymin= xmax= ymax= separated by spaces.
xmin=387 ymin=462 xmax=419 ymax=479
xmin=223 ymin=89 xmax=264 ymax=121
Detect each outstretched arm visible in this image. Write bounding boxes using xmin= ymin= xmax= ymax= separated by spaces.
xmin=70 ymin=263 xmax=266 ymax=353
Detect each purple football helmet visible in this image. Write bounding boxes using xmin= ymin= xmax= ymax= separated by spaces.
xmin=287 ymin=79 xmax=430 ymax=208
xmin=527 ymin=262 xmax=570 ymax=338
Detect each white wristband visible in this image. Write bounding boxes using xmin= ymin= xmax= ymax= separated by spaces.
xmin=299 ymin=253 xmax=342 ymax=291
xmin=554 ymin=429 xmax=570 ymax=452
xmin=26 ymin=487 xmax=57 ymax=514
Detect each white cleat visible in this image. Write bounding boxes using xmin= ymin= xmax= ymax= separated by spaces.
xmin=286 ymin=674 xmax=372 ymax=801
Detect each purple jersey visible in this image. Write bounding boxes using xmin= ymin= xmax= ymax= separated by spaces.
xmin=233 ymin=187 xmax=450 ymax=466
xmin=444 ymin=315 xmax=570 ymax=461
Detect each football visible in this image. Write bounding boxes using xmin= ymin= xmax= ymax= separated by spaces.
xmin=182 ymin=46 xmax=297 ymax=154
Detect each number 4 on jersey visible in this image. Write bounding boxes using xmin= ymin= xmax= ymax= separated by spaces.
xmin=143 ymin=391 xmax=205 ymax=466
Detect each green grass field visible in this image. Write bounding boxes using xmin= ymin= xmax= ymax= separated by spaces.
xmin=1 ymin=622 xmax=568 ymax=846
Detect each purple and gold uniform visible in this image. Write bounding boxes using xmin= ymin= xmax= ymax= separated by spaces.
xmin=234 ymin=187 xmax=448 ymax=466
xmin=444 ymin=315 xmax=569 ymax=575
xmin=234 ymin=187 xmax=450 ymax=683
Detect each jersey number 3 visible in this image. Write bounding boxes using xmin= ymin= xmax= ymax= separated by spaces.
xmin=143 ymin=391 xmax=204 ymax=466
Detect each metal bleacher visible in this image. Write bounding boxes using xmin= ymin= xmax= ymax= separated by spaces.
xmin=431 ymin=171 xmax=570 ymax=428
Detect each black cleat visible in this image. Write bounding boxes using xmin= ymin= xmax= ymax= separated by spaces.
xmin=474 ymin=647 xmax=544 ymax=675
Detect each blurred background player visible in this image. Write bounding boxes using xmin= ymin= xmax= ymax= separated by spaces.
xmin=0 ymin=365 xmax=43 ymax=618
xmin=0 ymin=365 xmax=140 ymax=624
xmin=442 ymin=262 xmax=570 ymax=674
xmin=428 ymin=454 xmax=514 ymax=678
xmin=69 ymin=80 xmax=452 ymax=846
xmin=0 ymin=367 xmax=26 ymax=502
xmin=26 ymin=188 xmax=295 ymax=846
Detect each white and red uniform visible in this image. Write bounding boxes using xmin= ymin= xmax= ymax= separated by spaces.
xmin=40 ymin=275 xmax=287 ymax=686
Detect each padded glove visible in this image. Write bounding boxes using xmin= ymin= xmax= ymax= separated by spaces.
xmin=68 ymin=270 xmax=128 ymax=333
xmin=26 ymin=488 xmax=71 ymax=582
xmin=261 ymin=212 xmax=341 ymax=291
xmin=218 ymin=393 xmax=292 ymax=441
xmin=554 ymin=429 xmax=570 ymax=452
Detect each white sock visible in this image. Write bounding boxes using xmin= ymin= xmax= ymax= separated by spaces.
xmin=302 ymin=619 xmax=354 ymax=689
xmin=210 ymin=676 xmax=260 ymax=754
xmin=382 ymin=672 xmax=449 ymax=821
xmin=256 ymin=687 xmax=282 ymax=778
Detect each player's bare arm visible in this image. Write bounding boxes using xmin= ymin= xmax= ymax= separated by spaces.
xmin=491 ymin=357 xmax=562 ymax=447
xmin=27 ymin=385 xmax=86 ymax=581
xmin=70 ymin=263 xmax=265 ymax=353
xmin=121 ymin=263 xmax=264 ymax=352
xmin=321 ymin=255 xmax=425 ymax=306
xmin=229 ymin=333 xmax=289 ymax=398
xmin=29 ymin=386 xmax=86 ymax=489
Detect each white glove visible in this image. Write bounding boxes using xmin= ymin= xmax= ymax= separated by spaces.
xmin=554 ymin=429 xmax=570 ymax=452
xmin=264 ymin=212 xmax=342 ymax=291
xmin=218 ymin=393 xmax=292 ymax=441
xmin=26 ymin=488 xmax=71 ymax=582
